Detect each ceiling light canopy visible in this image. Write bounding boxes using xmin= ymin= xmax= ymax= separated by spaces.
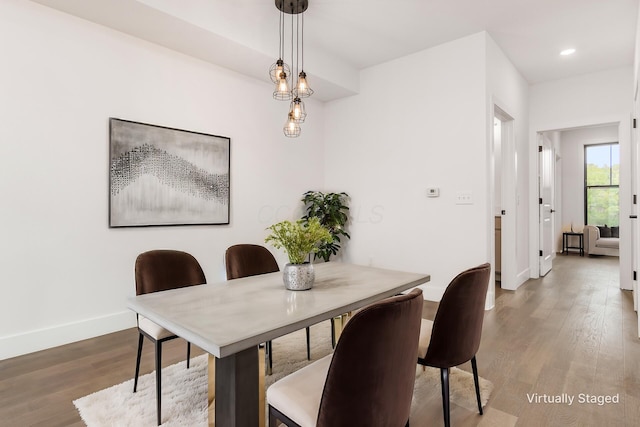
xmin=271 ymin=0 xmax=313 ymax=138
xmin=560 ymin=48 xmax=576 ymax=56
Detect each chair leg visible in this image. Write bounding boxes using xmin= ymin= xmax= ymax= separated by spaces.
xmin=440 ymin=368 xmax=450 ymax=427
xmin=133 ymin=332 xmax=144 ymax=393
xmin=266 ymin=340 xmax=273 ymax=375
xmin=306 ymin=327 xmax=311 ymax=360
xmin=186 ymin=342 xmax=191 ymax=369
xmin=471 ymin=356 xmax=483 ymax=415
xmin=155 ymin=341 xmax=162 ymax=426
xmin=330 ymin=318 xmax=336 ymax=348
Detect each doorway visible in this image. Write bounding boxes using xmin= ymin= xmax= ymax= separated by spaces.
xmin=537 ymin=123 xmax=625 ymax=288
xmin=492 ymin=105 xmax=517 ymax=292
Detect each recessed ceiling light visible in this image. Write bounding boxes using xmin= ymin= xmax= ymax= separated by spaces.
xmin=560 ymin=48 xmax=576 ymax=56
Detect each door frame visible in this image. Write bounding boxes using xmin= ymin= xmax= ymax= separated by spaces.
xmin=538 ymin=132 xmax=555 ymax=276
xmin=528 ymin=117 xmax=630 ymax=291
xmin=490 ymin=104 xmax=517 ymax=295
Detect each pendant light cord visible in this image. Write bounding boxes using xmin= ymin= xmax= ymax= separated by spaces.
xmin=301 ymin=6 xmax=304 ymax=71
xmin=291 ymin=5 xmax=294 ymax=80
xmin=278 ymin=8 xmax=281 ymax=59
xmin=296 ymin=4 xmax=300 ymax=80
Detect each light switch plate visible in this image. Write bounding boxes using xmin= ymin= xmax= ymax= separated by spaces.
xmin=456 ymin=191 xmax=473 ymax=205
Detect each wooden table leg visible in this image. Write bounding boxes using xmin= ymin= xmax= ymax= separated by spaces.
xmin=259 ymin=346 xmax=266 ymax=427
xmin=332 ymin=315 xmax=344 ymax=343
xmin=207 ymin=354 xmax=215 ymax=426
xmin=332 ymin=312 xmax=353 ymax=343
xmin=207 ymin=347 xmax=262 ymax=427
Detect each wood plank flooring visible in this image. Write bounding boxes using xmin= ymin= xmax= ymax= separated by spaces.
xmin=1 ymin=255 xmax=638 ymax=426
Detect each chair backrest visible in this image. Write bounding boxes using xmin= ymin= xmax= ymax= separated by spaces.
xmin=225 ymin=244 xmax=279 ymax=280
xmin=316 ymin=288 xmax=424 ymax=427
xmin=422 ymin=263 xmax=491 ymax=368
xmin=135 ymin=250 xmax=206 ymax=296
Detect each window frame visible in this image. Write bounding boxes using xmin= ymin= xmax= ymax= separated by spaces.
xmin=583 ymin=142 xmax=620 ymax=226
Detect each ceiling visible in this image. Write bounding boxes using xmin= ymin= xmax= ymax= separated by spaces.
xmin=32 ymin=0 xmax=639 ymax=101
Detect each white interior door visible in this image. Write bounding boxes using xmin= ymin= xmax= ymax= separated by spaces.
xmin=632 ymin=119 xmax=638 ymax=311
xmin=539 ymin=134 xmax=554 ymax=276
xmin=495 ymin=106 xmax=517 ymax=291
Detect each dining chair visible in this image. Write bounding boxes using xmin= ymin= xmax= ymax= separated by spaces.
xmin=225 ymin=243 xmax=315 ymax=373
xmin=267 ymin=288 xmax=424 ymax=427
xmin=133 ymin=249 xmax=207 ymax=426
xmin=417 ymin=263 xmax=491 ymax=427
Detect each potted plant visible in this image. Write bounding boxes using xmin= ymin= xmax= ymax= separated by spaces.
xmin=301 ymin=191 xmax=351 ymax=262
xmin=265 ymin=217 xmax=332 ymax=290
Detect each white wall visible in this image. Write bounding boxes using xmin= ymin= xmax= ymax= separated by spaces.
xmin=0 ymin=0 xmax=325 ymax=360
xmin=529 ymin=67 xmax=632 ymax=280
xmin=324 ymin=32 xmax=523 ymax=303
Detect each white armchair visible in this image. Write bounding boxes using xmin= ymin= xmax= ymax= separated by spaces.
xmin=583 ymin=225 xmax=619 ymax=256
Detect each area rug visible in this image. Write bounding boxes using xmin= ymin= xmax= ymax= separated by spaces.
xmin=74 ymin=322 xmax=492 ymax=426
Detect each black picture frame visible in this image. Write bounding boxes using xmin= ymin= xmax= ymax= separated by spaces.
xmin=109 ymin=118 xmax=230 ymax=227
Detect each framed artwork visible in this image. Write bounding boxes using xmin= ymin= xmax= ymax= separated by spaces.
xmin=109 ymin=118 xmax=230 ymax=227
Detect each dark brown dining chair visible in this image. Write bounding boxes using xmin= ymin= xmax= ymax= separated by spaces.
xmin=417 ymin=263 xmax=491 ymax=427
xmin=267 ymin=288 xmax=424 ymax=427
xmin=225 ymin=243 xmax=319 ymax=374
xmin=133 ymin=250 xmax=207 ymax=426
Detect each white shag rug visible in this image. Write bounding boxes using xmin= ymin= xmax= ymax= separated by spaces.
xmin=74 ymin=322 xmax=492 ymax=426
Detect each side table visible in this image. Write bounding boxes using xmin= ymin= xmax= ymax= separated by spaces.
xmin=562 ymin=232 xmax=584 ymax=256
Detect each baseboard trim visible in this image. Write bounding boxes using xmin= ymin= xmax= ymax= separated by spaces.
xmin=516 ymin=268 xmax=530 ymax=289
xmin=0 ymin=311 xmax=136 ymax=361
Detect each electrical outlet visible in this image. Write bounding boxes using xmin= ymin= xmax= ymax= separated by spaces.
xmin=426 ymin=188 xmax=440 ymax=197
xmin=456 ymin=191 xmax=473 ymax=205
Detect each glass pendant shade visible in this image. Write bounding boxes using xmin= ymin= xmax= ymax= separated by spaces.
xmin=273 ymin=72 xmax=293 ymax=101
xmin=293 ymin=71 xmax=314 ymax=98
xmin=269 ymin=58 xmax=290 ymax=84
xmin=289 ymin=97 xmax=306 ymax=123
xmin=284 ymin=112 xmax=301 ymax=137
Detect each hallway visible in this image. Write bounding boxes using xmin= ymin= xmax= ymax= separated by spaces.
xmin=470 ymin=254 xmax=639 ymax=426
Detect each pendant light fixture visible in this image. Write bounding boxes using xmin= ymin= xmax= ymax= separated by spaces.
xmin=292 ymin=10 xmax=313 ymax=99
xmin=283 ymin=111 xmax=302 ymax=137
xmin=270 ymin=0 xmax=313 ymax=137
xmin=290 ymin=97 xmax=306 ymax=123
xmin=271 ymin=5 xmax=292 ymax=101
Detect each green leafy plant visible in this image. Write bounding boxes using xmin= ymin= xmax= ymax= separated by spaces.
xmin=301 ymin=191 xmax=351 ymax=262
xmin=265 ymin=218 xmax=332 ymax=264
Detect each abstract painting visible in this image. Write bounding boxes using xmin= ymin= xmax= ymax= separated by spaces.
xmin=109 ymin=118 xmax=230 ymax=227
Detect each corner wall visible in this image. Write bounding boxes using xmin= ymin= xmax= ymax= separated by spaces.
xmin=323 ymin=33 xmax=490 ymax=301
xmin=0 ymin=0 xmax=325 ymax=359
xmin=485 ymin=34 xmax=531 ymax=292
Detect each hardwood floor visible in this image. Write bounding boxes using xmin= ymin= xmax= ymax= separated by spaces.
xmin=1 ymin=255 xmax=637 ymax=426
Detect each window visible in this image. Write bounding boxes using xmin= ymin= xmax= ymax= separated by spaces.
xmin=584 ymin=143 xmax=619 ymax=226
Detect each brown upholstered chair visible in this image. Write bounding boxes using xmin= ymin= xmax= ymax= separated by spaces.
xmin=267 ymin=288 xmax=424 ymax=427
xmin=225 ymin=244 xmax=281 ymax=373
xmin=225 ymin=244 xmax=317 ymax=374
xmin=417 ymin=263 xmax=491 ymax=427
xmin=133 ymin=250 xmax=206 ymax=426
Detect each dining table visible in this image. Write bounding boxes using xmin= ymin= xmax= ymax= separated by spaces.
xmin=127 ymin=261 xmax=430 ymax=426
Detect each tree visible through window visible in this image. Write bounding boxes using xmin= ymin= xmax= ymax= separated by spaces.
xmin=585 ymin=143 xmax=619 ymax=226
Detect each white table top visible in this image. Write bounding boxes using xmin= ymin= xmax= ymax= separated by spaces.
xmin=127 ymin=262 xmax=430 ymax=358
